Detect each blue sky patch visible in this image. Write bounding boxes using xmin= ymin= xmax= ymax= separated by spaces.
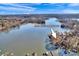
xmin=0 ymin=3 xmax=79 ymax=14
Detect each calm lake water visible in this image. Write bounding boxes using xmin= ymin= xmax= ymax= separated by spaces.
xmin=0 ymin=18 xmax=76 ymax=56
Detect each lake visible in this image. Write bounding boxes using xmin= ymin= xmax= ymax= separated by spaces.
xmin=0 ymin=18 xmax=73 ymax=56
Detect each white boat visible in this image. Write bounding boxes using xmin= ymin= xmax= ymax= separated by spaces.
xmin=50 ymin=28 xmax=56 ymax=38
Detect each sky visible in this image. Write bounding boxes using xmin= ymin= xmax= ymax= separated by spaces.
xmin=0 ymin=3 xmax=79 ymax=14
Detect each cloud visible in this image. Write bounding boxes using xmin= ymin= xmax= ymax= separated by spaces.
xmin=58 ymin=3 xmax=79 ymax=14
xmin=68 ymin=3 xmax=79 ymax=7
xmin=0 ymin=4 xmax=35 ymax=9
xmin=59 ymin=9 xmax=79 ymax=14
xmin=0 ymin=3 xmax=79 ymax=14
xmin=0 ymin=4 xmax=36 ymax=14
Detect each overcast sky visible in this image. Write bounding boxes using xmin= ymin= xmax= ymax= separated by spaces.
xmin=0 ymin=3 xmax=79 ymax=14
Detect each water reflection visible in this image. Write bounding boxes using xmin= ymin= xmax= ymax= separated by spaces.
xmin=0 ymin=18 xmax=77 ymax=56
xmin=45 ymin=18 xmax=70 ymax=32
xmin=45 ymin=18 xmax=78 ymax=56
xmin=58 ymin=48 xmax=78 ymax=56
xmin=0 ymin=23 xmax=50 ymax=55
